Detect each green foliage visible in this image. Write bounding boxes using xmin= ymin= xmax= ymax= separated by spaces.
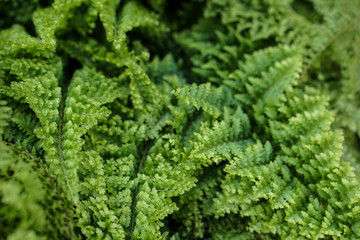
xmin=0 ymin=101 xmax=69 ymax=239
xmin=1 ymin=0 xmax=360 ymax=239
xmin=173 ymin=83 xmax=224 ymax=118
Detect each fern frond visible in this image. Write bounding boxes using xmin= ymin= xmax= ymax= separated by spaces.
xmin=173 ymin=83 xmax=224 ymax=118
xmin=188 ymin=107 xmax=251 ymax=167
xmin=1 ymin=0 xmax=360 ymax=239
xmin=61 ymin=67 xmax=121 ymax=202
xmin=212 ymin=47 xmax=360 ymax=239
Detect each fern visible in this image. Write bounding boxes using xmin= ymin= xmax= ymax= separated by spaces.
xmin=173 ymin=83 xmax=224 ymax=118
xmin=173 ymin=46 xmax=360 ymax=239
xmin=1 ymin=0 xmax=360 ymax=239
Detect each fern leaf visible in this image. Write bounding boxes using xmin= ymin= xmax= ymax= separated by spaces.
xmin=173 ymin=83 xmax=224 ymax=118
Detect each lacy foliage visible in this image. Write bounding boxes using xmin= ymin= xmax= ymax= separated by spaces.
xmin=1 ymin=0 xmax=360 ymax=239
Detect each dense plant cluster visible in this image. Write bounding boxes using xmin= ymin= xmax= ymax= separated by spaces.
xmin=1 ymin=0 xmax=360 ymax=239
